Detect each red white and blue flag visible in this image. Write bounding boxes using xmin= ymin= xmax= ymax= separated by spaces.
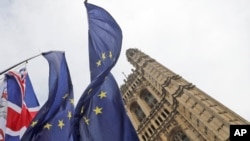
xmin=0 ymin=79 xmax=7 ymax=141
xmin=4 ymin=68 xmax=39 ymax=141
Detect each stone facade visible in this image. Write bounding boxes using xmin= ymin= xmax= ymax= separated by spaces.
xmin=120 ymin=48 xmax=248 ymax=141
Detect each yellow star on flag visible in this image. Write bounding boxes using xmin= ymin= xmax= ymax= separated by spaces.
xmin=31 ymin=120 xmax=38 ymax=127
xmin=98 ymin=91 xmax=107 ymax=99
xmin=96 ymin=60 xmax=101 ymax=67
xmin=101 ymin=52 xmax=106 ymax=60
xmin=68 ymin=111 xmax=72 ymax=120
xmin=83 ymin=117 xmax=90 ymax=125
xmin=88 ymin=88 xmax=92 ymax=94
xmin=62 ymin=93 xmax=69 ymax=99
xmin=58 ymin=120 xmax=65 ymax=129
xmin=44 ymin=123 xmax=52 ymax=130
xmin=80 ymin=106 xmax=84 ymax=114
xmin=109 ymin=51 xmax=113 ymax=59
xmin=69 ymin=98 xmax=74 ymax=105
xmin=93 ymin=106 xmax=102 ymax=115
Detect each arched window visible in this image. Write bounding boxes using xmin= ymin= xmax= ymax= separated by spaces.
xmin=140 ymin=89 xmax=157 ymax=108
xmin=169 ymin=127 xmax=189 ymax=141
xmin=130 ymin=102 xmax=146 ymax=121
xmin=172 ymin=130 xmax=189 ymax=141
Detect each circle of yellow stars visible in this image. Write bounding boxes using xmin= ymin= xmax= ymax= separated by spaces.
xmin=84 ymin=51 xmax=113 ymax=126
xmin=96 ymin=51 xmax=113 ymax=67
xmin=30 ymin=93 xmax=74 ymax=131
xmin=81 ymin=89 xmax=108 ymax=126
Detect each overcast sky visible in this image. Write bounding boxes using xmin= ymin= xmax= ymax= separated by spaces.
xmin=0 ymin=0 xmax=249 ymax=121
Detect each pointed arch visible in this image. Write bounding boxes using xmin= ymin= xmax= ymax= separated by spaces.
xmin=168 ymin=126 xmax=189 ymax=141
xmin=130 ymin=102 xmax=146 ymax=121
xmin=140 ymin=89 xmax=157 ymax=109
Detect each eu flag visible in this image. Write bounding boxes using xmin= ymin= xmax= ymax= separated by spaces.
xmin=73 ymin=2 xmax=139 ymax=141
xmin=21 ymin=51 xmax=74 ymax=141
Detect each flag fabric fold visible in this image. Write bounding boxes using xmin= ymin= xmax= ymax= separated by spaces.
xmin=87 ymin=2 xmax=122 ymax=80
xmin=4 ymin=67 xmax=40 ymax=141
xmin=73 ymin=2 xmax=139 ymax=141
xmin=21 ymin=51 xmax=74 ymax=141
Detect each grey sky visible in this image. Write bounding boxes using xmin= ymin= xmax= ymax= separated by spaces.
xmin=0 ymin=0 xmax=249 ymax=121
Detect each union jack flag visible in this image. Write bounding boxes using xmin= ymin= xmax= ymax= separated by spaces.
xmin=4 ymin=68 xmax=40 ymax=141
xmin=0 ymin=129 xmax=4 ymax=141
xmin=0 ymin=79 xmax=7 ymax=141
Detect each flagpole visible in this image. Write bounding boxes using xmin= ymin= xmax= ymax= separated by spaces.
xmin=0 ymin=53 xmax=42 ymax=75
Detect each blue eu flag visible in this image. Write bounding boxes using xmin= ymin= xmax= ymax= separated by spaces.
xmin=73 ymin=2 xmax=139 ymax=141
xmin=21 ymin=51 xmax=74 ymax=141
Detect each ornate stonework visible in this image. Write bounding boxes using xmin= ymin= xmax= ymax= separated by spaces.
xmin=120 ymin=48 xmax=248 ymax=141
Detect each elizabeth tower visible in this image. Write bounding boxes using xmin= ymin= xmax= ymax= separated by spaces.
xmin=120 ymin=48 xmax=248 ymax=141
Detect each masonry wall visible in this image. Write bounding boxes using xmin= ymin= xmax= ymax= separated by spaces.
xmin=120 ymin=48 xmax=248 ymax=141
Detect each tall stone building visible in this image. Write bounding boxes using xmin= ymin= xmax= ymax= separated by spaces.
xmin=120 ymin=48 xmax=248 ymax=141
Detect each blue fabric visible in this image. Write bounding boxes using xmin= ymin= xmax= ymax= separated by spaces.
xmin=21 ymin=51 xmax=74 ymax=141
xmin=24 ymin=74 xmax=40 ymax=108
xmin=73 ymin=2 xmax=139 ymax=141
xmin=6 ymin=75 xmax=22 ymax=107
